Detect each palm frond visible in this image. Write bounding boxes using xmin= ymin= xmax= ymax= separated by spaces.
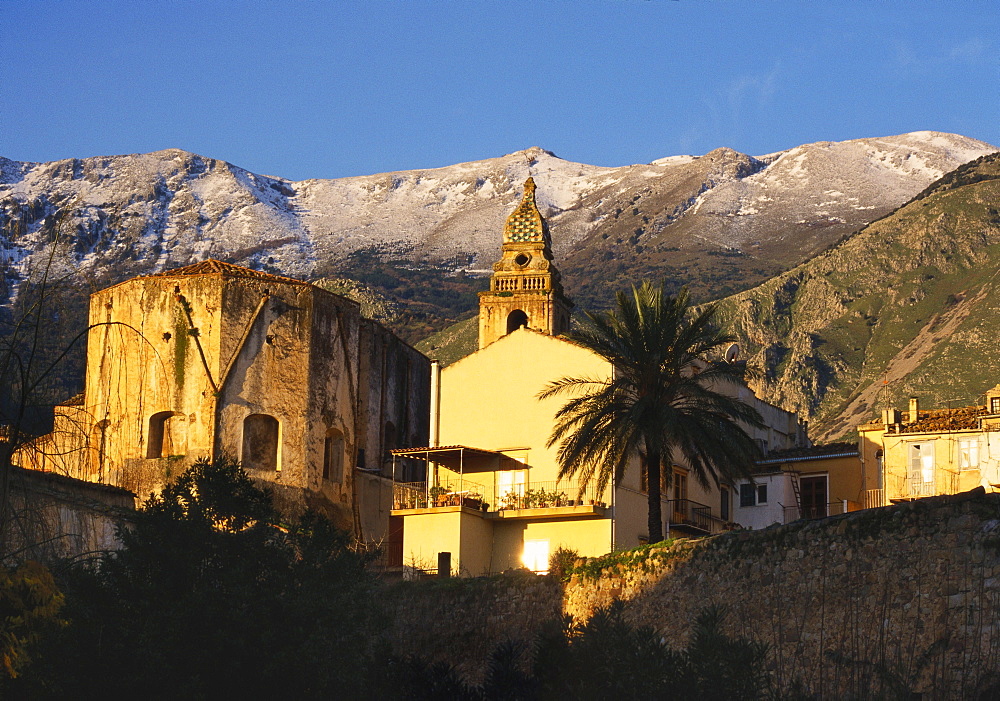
xmin=544 ymin=281 xmax=763 ymax=538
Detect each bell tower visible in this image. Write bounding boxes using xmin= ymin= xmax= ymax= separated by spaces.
xmin=478 ymin=177 xmax=573 ymax=349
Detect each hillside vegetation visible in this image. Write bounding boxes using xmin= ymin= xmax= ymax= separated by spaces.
xmin=713 ymin=152 xmax=1000 ymax=439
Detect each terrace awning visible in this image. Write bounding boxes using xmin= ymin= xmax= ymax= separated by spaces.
xmin=390 ymin=445 xmax=522 ymax=473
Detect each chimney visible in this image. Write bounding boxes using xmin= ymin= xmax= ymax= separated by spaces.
xmin=908 ymin=397 xmax=919 ymax=423
xmin=882 ymin=408 xmax=901 ymax=429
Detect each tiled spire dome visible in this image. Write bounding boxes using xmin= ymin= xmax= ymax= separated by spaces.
xmin=503 ymin=177 xmax=548 ymax=244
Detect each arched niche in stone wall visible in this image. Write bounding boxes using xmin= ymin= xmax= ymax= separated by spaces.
xmin=506 ymin=309 xmax=528 ymax=334
xmin=323 ymin=428 xmax=345 ymax=483
xmin=146 ymin=411 xmax=187 ymax=459
xmin=242 ymin=414 xmax=280 ymax=472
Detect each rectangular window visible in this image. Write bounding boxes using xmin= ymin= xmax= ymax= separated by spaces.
xmin=738 ymin=481 xmax=770 ymax=507
xmin=959 ymin=439 xmax=980 ymax=470
xmin=800 ymin=475 xmax=828 ymax=518
xmin=673 ymin=470 xmax=688 ymax=501
xmin=756 ymin=484 xmax=768 ymax=505
xmin=671 ymin=469 xmax=689 ymax=523
xmin=992 ymin=397 xmax=1000 ymax=414
xmin=639 ymin=463 xmax=671 ymax=494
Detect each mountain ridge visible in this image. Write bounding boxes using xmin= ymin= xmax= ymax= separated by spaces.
xmin=712 ymin=150 xmax=1000 ymax=440
xmin=0 ymin=133 xmax=995 ymax=413
xmin=3 ymin=131 xmax=992 ymax=298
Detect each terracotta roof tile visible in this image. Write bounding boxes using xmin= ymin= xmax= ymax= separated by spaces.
xmin=894 ymin=405 xmax=986 ymax=433
xmin=146 ymin=259 xmax=309 ymax=286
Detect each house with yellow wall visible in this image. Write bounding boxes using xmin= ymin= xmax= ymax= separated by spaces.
xmin=732 ymin=443 xmax=868 ymax=530
xmin=858 ymin=387 xmax=1000 ymax=504
xmin=390 ymin=178 xmax=810 ymax=576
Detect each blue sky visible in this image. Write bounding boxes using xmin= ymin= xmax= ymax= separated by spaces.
xmin=2 ymin=1 xmax=997 ymax=181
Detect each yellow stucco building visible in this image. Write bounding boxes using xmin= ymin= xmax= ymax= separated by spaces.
xmin=859 ymin=387 xmax=1000 ymax=504
xmin=390 ymin=179 xmax=810 ymax=576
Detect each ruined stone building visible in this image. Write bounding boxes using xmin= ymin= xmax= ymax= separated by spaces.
xmin=17 ymin=260 xmax=430 ymax=535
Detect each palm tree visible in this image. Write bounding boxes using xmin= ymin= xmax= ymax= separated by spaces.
xmin=541 ymin=282 xmax=764 ymax=543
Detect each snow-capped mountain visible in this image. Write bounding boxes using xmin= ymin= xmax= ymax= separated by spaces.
xmin=0 ymin=132 xmax=994 ymax=316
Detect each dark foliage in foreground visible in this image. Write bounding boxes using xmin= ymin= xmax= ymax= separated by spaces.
xmin=390 ymin=601 xmax=770 ymax=701
xmin=4 ymin=458 xmax=770 ymax=699
xmin=8 ymin=457 xmax=386 ymax=699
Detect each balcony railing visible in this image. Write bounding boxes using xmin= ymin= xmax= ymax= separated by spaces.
xmin=492 ymin=276 xmax=549 ymax=293
xmin=392 ymin=477 xmax=491 ymax=511
xmin=864 ymin=489 xmax=885 ymax=509
xmin=392 ymin=478 xmax=602 ymax=513
xmin=782 ymin=500 xmax=860 ymax=523
xmin=495 ymin=480 xmax=603 ymax=511
xmin=906 ymin=478 xmax=936 ymax=497
xmin=666 ymin=498 xmax=728 ymax=534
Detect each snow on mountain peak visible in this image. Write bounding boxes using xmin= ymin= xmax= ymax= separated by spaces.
xmin=0 ymin=131 xmax=995 ymax=303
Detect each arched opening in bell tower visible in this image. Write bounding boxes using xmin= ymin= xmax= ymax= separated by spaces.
xmin=506 ymin=310 xmax=529 ymax=334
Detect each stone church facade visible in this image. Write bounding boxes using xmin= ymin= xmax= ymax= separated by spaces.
xmin=18 ymin=260 xmax=430 ymax=533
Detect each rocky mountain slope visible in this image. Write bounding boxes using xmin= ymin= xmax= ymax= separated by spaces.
xmin=1 ymin=132 xmax=992 ymax=342
xmin=712 ymin=151 xmax=1000 ymax=440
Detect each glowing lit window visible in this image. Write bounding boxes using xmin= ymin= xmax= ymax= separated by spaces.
xmin=522 ymin=539 xmax=549 ymax=574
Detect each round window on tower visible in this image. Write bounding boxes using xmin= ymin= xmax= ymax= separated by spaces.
xmin=514 ymin=253 xmax=530 ymax=267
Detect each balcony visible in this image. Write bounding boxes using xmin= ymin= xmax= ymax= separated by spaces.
xmin=905 ymin=478 xmax=937 ymax=498
xmin=492 ymin=276 xmax=549 ymax=293
xmin=666 ymin=498 xmax=728 ymax=535
xmin=392 ymin=477 xmax=491 ymax=512
xmin=391 ymin=478 xmax=605 ymax=519
xmin=883 ymin=473 xmax=956 ymax=503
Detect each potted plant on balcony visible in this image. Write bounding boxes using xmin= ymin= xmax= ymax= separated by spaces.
xmin=429 ymin=485 xmax=448 ymax=507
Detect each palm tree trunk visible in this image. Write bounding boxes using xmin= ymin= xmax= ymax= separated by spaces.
xmin=646 ymin=447 xmax=663 ymax=543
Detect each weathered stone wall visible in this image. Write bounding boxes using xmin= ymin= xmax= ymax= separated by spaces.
xmin=384 ymin=572 xmax=563 ymax=684
xmin=388 ymin=489 xmax=1000 ymax=698
xmin=2 ymin=466 xmax=134 ymax=564
xmin=15 ymin=264 xmax=431 ymax=538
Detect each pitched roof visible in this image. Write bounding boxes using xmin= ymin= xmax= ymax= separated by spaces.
xmin=757 ymin=442 xmax=857 ymax=465
xmin=894 ymin=405 xmax=986 ymax=433
xmin=145 ymin=259 xmax=310 ymax=286
xmin=58 ymin=393 xmax=84 ymax=407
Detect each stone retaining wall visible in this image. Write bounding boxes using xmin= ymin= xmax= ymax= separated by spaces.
xmin=388 ymin=489 xmax=1000 ymax=697
xmin=384 ymin=572 xmax=562 ymax=684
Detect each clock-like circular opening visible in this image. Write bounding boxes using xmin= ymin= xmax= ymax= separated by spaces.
xmin=514 ymin=253 xmax=530 ymax=266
